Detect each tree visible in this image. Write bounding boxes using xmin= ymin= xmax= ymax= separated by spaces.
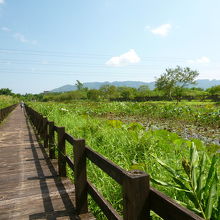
xmin=155 ymin=66 xmax=199 ymax=100
xmin=207 ymin=85 xmax=220 ymax=96
xmin=87 ymin=89 xmax=101 ymax=101
xmin=75 ymin=80 xmax=84 ymax=90
xmin=100 ymin=85 xmax=119 ymax=99
xmin=0 ymin=88 xmax=13 ymax=96
xmin=137 ymin=85 xmax=151 ymax=97
xmin=118 ymin=87 xmax=137 ymax=99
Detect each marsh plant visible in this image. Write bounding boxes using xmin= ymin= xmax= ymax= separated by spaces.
xmin=29 ymin=102 xmax=220 ymax=219
xmin=152 ymin=143 xmax=219 ymax=220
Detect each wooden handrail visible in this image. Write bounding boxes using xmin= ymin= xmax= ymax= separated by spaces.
xmin=24 ymin=104 xmax=204 ymax=220
xmin=149 ymin=187 xmax=202 ymax=220
xmin=0 ymin=104 xmax=17 ymax=122
xmin=86 ymin=146 xmax=127 ymax=185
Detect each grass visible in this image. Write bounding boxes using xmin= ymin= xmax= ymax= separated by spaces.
xmin=29 ymin=101 xmax=220 ymax=219
xmin=0 ymin=95 xmax=18 ymax=109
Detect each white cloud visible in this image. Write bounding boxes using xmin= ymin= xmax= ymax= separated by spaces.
xmin=106 ymin=49 xmax=140 ymax=67
xmin=148 ymin=24 xmax=172 ymax=37
xmin=187 ymin=56 xmax=210 ymax=64
xmin=14 ymin=33 xmax=28 ymax=43
xmin=0 ymin=0 xmax=5 ymax=4
xmin=14 ymin=32 xmax=37 ymax=45
xmin=1 ymin=27 xmax=10 ymax=32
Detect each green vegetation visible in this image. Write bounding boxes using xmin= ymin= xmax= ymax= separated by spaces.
xmin=152 ymin=143 xmax=219 ymax=219
xmin=29 ymin=101 xmax=220 ymax=219
xmin=0 ymin=95 xmax=18 ymax=108
xmin=42 ymin=83 xmax=219 ymax=103
xmin=155 ymin=66 xmax=199 ymax=100
xmin=35 ymin=101 xmax=220 ymax=128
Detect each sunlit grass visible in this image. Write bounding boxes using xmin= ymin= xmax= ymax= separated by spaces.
xmin=29 ymin=102 xmax=219 ymax=219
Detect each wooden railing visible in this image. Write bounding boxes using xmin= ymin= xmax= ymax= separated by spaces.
xmin=25 ymin=105 xmax=204 ymax=220
xmin=0 ymin=104 xmax=17 ymax=122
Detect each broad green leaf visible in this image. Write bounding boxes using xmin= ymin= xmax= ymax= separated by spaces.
xmin=197 ymin=153 xmax=206 ymax=200
xmin=191 ymin=166 xmax=198 ymax=191
xmin=190 ymin=143 xmax=199 ymax=190
xmin=172 ymin=177 xmax=190 ymax=191
xmin=177 ymin=201 xmax=202 ymax=215
xmin=204 ymin=155 xmax=218 ymax=192
xmin=151 ymin=178 xmax=191 ymax=193
xmin=205 ymin=171 xmax=218 ymax=219
xmin=151 ymin=178 xmax=169 ymax=186
xmin=190 ymin=142 xmax=199 ymax=167
xmin=153 ymin=156 xmax=187 ymax=181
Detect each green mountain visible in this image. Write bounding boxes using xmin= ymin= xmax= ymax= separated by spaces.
xmin=51 ymin=79 xmax=220 ymax=93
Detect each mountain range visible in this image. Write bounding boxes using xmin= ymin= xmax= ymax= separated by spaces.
xmin=50 ymin=79 xmax=220 ymax=93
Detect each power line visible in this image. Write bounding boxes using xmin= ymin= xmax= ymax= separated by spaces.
xmin=0 ymin=48 xmax=191 ymax=61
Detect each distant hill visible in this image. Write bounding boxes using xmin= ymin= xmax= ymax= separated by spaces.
xmin=50 ymin=79 xmax=220 ymax=93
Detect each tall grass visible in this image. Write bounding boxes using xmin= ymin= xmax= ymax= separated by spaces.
xmin=0 ymin=95 xmax=18 ymax=109
xmin=29 ymin=102 xmax=219 ymax=219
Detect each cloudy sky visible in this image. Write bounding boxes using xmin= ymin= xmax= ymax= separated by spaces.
xmin=0 ymin=0 xmax=220 ymax=94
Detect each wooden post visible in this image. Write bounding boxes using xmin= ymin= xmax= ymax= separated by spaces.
xmin=48 ymin=121 xmax=56 ymax=159
xmin=40 ymin=116 xmax=45 ymax=138
xmin=123 ymin=170 xmax=150 ymax=220
xmin=74 ymin=139 xmax=88 ymax=215
xmin=57 ymin=127 xmax=66 ymax=177
xmin=36 ymin=114 xmax=42 ymax=135
xmin=43 ymin=118 xmax=48 ymax=148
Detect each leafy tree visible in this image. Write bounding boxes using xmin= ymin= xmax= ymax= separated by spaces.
xmin=100 ymin=85 xmax=119 ymax=99
xmin=75 ymin=80 xmax=84 ymax=90
xmin=0 ymin=88 xmax=13 ymax=96
xmin=118 ymin=87 xmax=137 ymax=99
xmin=155 ymin=66 xmax=199 ymax=100
xmin=137 ymin=85 xmax=151 ymax=97
xmin=207 ymin=85 xmax=220 ymax=96
xmin=87 ymin=89 xmax=101 ymax=101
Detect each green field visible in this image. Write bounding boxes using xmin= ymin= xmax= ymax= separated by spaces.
xmin=28 ymin=101 xmax=219 ymax=219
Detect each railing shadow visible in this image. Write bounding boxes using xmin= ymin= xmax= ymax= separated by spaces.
xmin=25 ymin=116 xmax=79 ymax=220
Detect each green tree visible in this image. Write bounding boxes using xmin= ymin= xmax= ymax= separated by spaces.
xmin=137 ymin=85 xmax=151 ymax=97
xmin=0 ymin=88 xmax=13 ymax=96
xmin=87 ymin=89 xmax=101 ymax=101
xmin=155 ymin=66 xmax=199 ymax=100
xmin=207 ymin=85 xmax=220 ymax=96
xmin=75 ymin=80 xmax=84 ymax=90
xmin=118 ymin=87 xmax=137 ymax=99
xmin=100 ymin=85 xmax=119 ymax=99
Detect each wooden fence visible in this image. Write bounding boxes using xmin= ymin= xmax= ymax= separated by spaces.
xmin=0 ymin=104 xmax=17 ymax=122
xmin=25 ymin=105 xmax=204 ymax=220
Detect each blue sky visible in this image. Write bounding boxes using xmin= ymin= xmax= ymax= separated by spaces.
xmin=0 ymin=0 xmax=220 ymax=94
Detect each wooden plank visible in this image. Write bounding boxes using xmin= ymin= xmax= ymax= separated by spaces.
xmin=86 ymin=146 xmax=127 ymax=185
xmin=74 ymin=139 xmax=88 ymax=214
xmin=0 ymin=106 xmax=95 ymax=220
xmin=54 ymin=125 xmax=58 ymax=132
xmin=65 ymin=155 xmax=74 ymax=171
xmin=43 ymin=117 xmax=48 ymax=148
xmin=123 ymin=170 xmax=150 ymax=220
xmin=149 ymin=187 xmax=203 ymax=220
xmin=57 ymin=127 xmax=66 ymax=177
xmin=64 ymin=133 xmax=77 ymax=146
xmin=48 ymin=121 xmax=56 ymax=159
xmin=87 ymin=181 xmax=122 ymax=220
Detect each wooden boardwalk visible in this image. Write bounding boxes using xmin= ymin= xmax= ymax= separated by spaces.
xmin=0 ymin=107 xmax=95 ymax=220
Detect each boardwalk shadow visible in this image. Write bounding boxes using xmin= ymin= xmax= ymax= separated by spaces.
xmin=25 ymin=117 xmax=79 ymax=220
